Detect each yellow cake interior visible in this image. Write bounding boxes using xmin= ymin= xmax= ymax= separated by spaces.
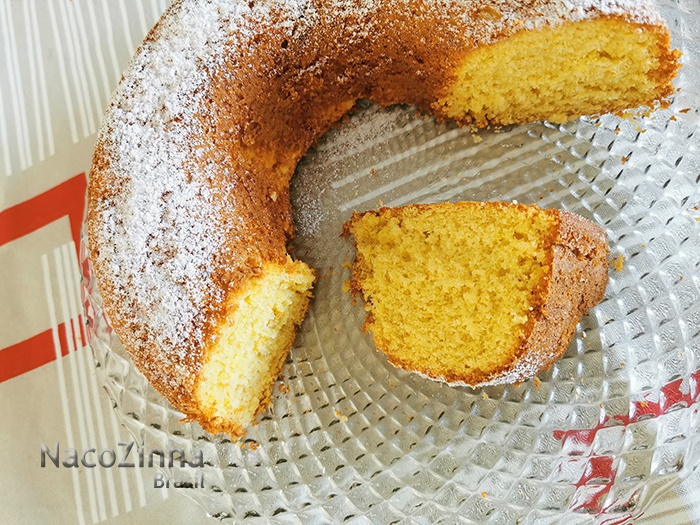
xmin=196 ymin=259 xmax=315 ymax=434
xmin=347 ymin=203 xmax=558 ymax=380
xmin=438 ymin=18 xmax=678 ymax=126
xmin=181 ymin=16 xmax=676 ymax=433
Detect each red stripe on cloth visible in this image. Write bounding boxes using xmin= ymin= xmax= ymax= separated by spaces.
xmin=0 ymin=173 xmax=88 ymax=382
xmin=0 ymin=172 xmax=86 ymax=251
xmin=78 ymin=315 xmax=87 ymax=347
xmin=0 ymin=324 xmax=71 ymax=382
xmin=58 ymin=322 xmax=70 ymax=358
xmin=65 ymin=316 xmax=88 ymax=353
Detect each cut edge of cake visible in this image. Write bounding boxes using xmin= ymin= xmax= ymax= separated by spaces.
xmin=343 ymin=202 xmax=610 ymax=388
xmin=194 ymin=258 xmax=315 ymax=437
xmin=435 ymin=16 xmax=681 ymax=127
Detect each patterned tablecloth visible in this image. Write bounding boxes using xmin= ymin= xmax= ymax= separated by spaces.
xmin=1 ymin=1 xmax=698 ymax=523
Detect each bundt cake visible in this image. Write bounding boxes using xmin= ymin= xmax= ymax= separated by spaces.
xmin=343 ymin=202 xmax=609 ymax=386
xmin=87 ymin=0 xmax=679 ymax=436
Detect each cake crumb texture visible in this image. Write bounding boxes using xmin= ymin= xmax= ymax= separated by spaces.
xmin=344 ymin=202 xmax=610 ymax=386
xmin=196 ymin=259 xmax=314 ymax=437
xmin=438 ymin=17 xmax=680 ymax=126
xmin=88 ymin=0 xmax=674 ymax=436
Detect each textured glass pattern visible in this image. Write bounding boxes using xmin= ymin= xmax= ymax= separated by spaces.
xmin=82 ymin=1 xmax=700 ymax=522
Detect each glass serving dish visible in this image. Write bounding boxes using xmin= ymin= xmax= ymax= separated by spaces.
xmin=81 ymin=1 xmax=700 ymax=523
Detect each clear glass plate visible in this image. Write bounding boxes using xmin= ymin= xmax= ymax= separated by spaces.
xmin=81 ymin=1 xmax=700 ymax=523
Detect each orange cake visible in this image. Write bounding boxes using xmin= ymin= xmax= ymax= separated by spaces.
xmin=344 ymin=202 xmax=609 ymax=386
xmin=88 ymin=0 xmax=679 ymax=436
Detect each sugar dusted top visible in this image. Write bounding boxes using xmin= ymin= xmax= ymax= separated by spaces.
xmin=88 ymin=0 xmax=668 ymax=405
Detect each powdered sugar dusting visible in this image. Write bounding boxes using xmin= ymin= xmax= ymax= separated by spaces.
xmin=91 ymin=0 xmax=265 ymax=386
xmin=563 ymin=0 xmax=659 ymax=21
xmin=89 ymin=0 xmax=667 ymax=392
xmin=456 ymin=0 xmax=661 ymax=46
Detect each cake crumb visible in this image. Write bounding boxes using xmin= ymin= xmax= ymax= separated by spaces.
xmin=472 ymin=134 xmax=483 ymax=144
xmin=270 ymin=191 xmax=278 ymax=202
xmin=342 ymin=261 xmax=353 ymax=269
xmin=242 ymin=440 xmax=260 ymax=451
xmin=533 ymin=377 xmax=541 ymax=388
xmin=679 ymin=108 xmax=691 ymax=114
xmin=610 ymin=254 xmax=625 ymax=272
xmin=670 ymin=115 xmax=677 ymax=121
xmin=342 ymin=280 xmax=352 ymax=293
xmin=482 ymin=392 xmax=488 ymax=399
xmin=335 ymin=409 xmax=348 ymax=422
xmin=370 ymin=168 xmax=376 ymax=175
xmin=481 ymin=491 xmax=488 ymax=498
xmin=621 ymin=155 xmax=628 ymax=164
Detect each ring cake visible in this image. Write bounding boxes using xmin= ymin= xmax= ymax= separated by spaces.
xmin=88 ymin=0 xmax=680 ymax=436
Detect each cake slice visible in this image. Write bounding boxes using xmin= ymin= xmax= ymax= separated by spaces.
xmin=194 ymin=259 xmax=315 ymax=436
xmin=343 ymin=202 xmax=609 ymax=386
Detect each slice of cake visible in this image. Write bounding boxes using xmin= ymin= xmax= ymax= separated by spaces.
xmin=343 ymin=202 xmax=609 ymax=386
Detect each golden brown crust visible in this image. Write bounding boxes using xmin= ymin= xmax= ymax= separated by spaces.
xmin=494 ymin=210 xmax=610 ymax=384
xmin=88 ymin=0 xmax=673 ymax=434
xmin=344 ymin=203 xmax=609 ymax=387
